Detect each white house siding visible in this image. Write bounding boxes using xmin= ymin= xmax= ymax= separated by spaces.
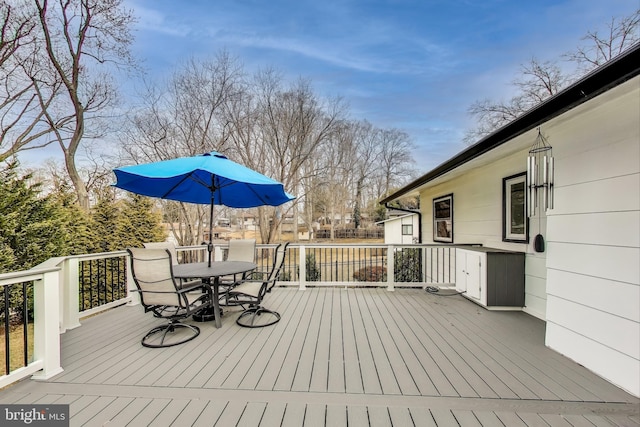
xmin=419 ymin=146 xmax=548 ymax=320
xmin=544 ymin=77 xmax=640 ymax=397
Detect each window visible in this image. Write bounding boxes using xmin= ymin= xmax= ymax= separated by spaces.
xmin=402 ymin=224 xmax=413 ymax=235
xmin=503 ymin=173 xmax=528 ymax=242
xmin=433 ymin=194 xmax=453 ymax=243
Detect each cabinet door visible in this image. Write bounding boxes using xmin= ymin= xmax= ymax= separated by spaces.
xmin=456 ymin=249 xmax=483 ymax=301
xmin=455 ymin=252 xmax=467 ymax=293
xmin=464 ymin=251 xmax=482 ymax=300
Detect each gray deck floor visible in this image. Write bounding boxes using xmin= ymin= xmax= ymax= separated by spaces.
xmin=1 ymin=287 xmax=638 ymax=426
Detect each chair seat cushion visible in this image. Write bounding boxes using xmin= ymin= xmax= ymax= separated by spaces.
xmin=230 ymin=280 xmax=263 ymax=298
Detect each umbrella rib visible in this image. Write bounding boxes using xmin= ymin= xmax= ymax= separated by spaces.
xmin=246 ymin=183 xmax=271 ymax=205
xmin=161 ymin=173 xmax=197 ymax=199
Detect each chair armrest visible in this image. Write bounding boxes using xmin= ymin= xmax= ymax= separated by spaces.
xmin=178 ymin=278 xmax=202 ymax=288
xmin=178 ymin=281 xmax=209 ymax=293
xmin=248 ymin=269 xmax=269 ymax=280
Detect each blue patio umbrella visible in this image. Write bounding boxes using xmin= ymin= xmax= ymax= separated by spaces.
xmin=113 ymin=151 xmax=294 ymax=266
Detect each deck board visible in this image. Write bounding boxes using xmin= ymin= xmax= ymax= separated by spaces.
xmin=281 ymin=402 xmax=306 ymax=427
xmin=392 ymin=291 xmax=482 ymax=397
xmin=0 ymin=287 xmax=637 ymax=427
xmin=292 ymin=288 xmax=327 ymax=392
xmin=256 ymin=287 xmax=314 ymax=390
xmin=168 ymin=399 xmax=210 ymax=427
xmin=350 ymin=290 xmax=384 ymax=395
xmin=383 ymin=292 xmax=456 ymax=397
xmin=366 ymin=405 xmax=391 ymax=427
xmin=364 ymin=290 xmax=419 ymax=395
xmin=258 ymin=401 xmax=287 ymax=427
xmin=327 ymin=288 xmax=346 ymax=393
xmin=249 ymin=288 xmax=309 ymax=390
xmin=309 ymin=289 xmax=333 ymax=392
xmin=191 ymin=400 xmax=227 ymax=427
xmin=342 ymin=289 xmax=365 ymax=394
xmin=409 ymin=407 xmax=438 ymax=427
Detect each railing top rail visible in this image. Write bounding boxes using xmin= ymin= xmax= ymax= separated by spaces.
xmin=0 ymin=266 xmax=61 ymax=286
xmin=282 ymin=243 xmax=478 ymax=249
xmin=73 ymin=250 xmax=128 ymax=261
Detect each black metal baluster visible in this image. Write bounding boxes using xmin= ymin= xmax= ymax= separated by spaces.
xmin=22 ymin=282 xmax=28 ymax=367
xmin=89 ymin=260 xmax=94 ymax=310
xmin=4 ymin=285 xmax=10 ymax=375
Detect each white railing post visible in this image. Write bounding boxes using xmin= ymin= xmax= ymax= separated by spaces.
xmin=214 ymin=244 xmax=223 ymax=261
xmin=61 ymin=257 xmax=81 ymax=332
xmin=125 ymin=252 xmax=140 ymax=306
xmin=387 ymin=244 xmax=395 ymax=291
xmin=299 ymin=244 xmax=306 ymax=290
xmin=31 ymin=270 xmax=64 ymax=381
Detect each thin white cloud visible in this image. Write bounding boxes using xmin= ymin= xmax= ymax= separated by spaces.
xmin=127 ymin=2 xmax=192 ymax=37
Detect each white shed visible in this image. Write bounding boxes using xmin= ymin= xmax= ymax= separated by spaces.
xmin=377 ymin=212 xmax=420 ymax=244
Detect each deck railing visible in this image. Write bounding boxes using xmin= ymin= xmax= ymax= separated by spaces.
xmin=0 ymin=242 xmax=463 ymax=389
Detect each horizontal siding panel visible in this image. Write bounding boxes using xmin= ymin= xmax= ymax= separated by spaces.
xmin=547 ymin=242 xmax=639 ymax=285
xmin=548 ymin=211 xmax=639 ymax=247
xmin=547 ymin=269 xmax=640 ymax=322
xmin=525 ymin=275 xmax=547 ymax=299
xmin=523 ymin=293 xmax=546 ymax=320
xmin=554 ymin=132 xmax=640 ymax=187
xmin=525 ymin=254 xmax=547 ymax=279
xmin=551 ymin=81 xmax=639 ymax=156
xmin=547 ymin=296 xmax=639 ymax=359
xmin=552 ymin=173 xmax=639 ymax=216
xmin=455 ymin=220 xmax=499 ymax=243
xmin=546 ymin=322 xmax=640 ymax=397
xmin=459 ymin=204 xmax=499 ymax=223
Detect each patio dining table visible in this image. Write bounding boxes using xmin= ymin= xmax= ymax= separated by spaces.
xmin=173 ymin=261 xmax=256 ymax=328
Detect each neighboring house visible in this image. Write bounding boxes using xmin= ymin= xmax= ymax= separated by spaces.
xmin=216 ymin=218 xmax=230 ymax=227
xmin=381 ymin=45 xmax=639 ymax=397
xmin=239 ymin=214 xmax=257 ymax=230
xmin=377 ymin=212 xmax=420 ymax=244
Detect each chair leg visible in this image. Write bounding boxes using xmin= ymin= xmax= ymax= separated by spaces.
xmin=142 ymin=320 xmax=200 ymax=348
xmin=236 ymin=305 xmax=281 ymax=328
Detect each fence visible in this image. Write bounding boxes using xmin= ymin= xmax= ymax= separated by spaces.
xmin=0 ymin=242 xmax=462 ymax=389
xmin=315 ymin=228 xmax=384 ymax=240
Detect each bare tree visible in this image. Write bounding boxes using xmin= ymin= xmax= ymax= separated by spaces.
xmin=239 ymin=71 xmax=345 ymax=243
xmin=120 ymin=52 xmax=243 ymax=246
xmin=465 ymin=9 xmax=639 ymax=144
xmin=464 ymin=58 xmax=568 ymax=144
xmin=376 ymin=128 xmax=416 ymax=197
xmin=348 ymin=120 xmax=381 ymax=229
xmin=0 ymin=1 xmax=56 ymax=161
xmin=122 ymin=52 xmax=243 ymax=163
xmin=311 ymin=119 xmax=355 ymax=239
xmin=564 ymin=9 xmax=640 ymax=72
xmin=33 ymin=0 xmax=136 ymax=210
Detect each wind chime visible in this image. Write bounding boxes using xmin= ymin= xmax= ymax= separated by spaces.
xmin=527 ymin=128 xmax=554 ymax=251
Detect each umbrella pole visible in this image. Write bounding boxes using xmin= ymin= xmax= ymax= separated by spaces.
xmin=208 ymin=196 xmax=214 ymax=267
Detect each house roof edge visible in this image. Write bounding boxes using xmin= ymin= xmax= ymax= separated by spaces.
xmin=380 ymin=43 xmax=640 ymax=205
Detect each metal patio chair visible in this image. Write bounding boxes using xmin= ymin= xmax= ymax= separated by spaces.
xmin=127 ymin=248 xmax=213 ymax=348
xmin=218 ymin=238 xmax=256 ymax=289
xmin=224 ymin=242 xmax=289 ymax=328
xmin=143 ymin=241 xmax=201 ymax=288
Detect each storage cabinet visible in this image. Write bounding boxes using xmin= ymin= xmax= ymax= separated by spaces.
xmin=455 ymin=247 xmax=525 ymax=309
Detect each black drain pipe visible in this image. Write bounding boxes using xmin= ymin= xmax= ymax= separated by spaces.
xmin=384 ymin=203 xmax=422 ymax=243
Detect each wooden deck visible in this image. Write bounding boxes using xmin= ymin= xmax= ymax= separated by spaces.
xmin=1 ymin=288 xmax=638 ymax=426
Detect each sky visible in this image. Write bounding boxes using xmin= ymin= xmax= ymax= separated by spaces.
xmin=18 ymin=0 xmax=639 ymax=173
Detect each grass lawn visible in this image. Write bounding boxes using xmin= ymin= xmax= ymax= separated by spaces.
xmin=0 ymin=322 xmax=35 ymax=374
